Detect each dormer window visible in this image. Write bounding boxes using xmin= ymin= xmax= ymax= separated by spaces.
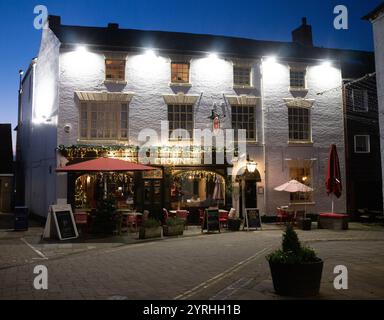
xmin=105 ymin=59 xmax=126 ymax=81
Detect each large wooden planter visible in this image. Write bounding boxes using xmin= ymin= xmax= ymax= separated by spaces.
xmin=269 ymin=260 xmax=323 ymax=297
xmin=163 ymin=224 xmax=184 ymax=237
xmin=318 ymin=213 xmax=349 ymax=230
xmin=139 ymin=226 xmax=162 ymax=239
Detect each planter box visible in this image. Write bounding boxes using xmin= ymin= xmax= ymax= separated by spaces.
xmin=297 ymin=218 xmax=312 ymax=231
xmin=227 ymin=219 xmax=241 ymax=231
xmin=163 ymin=224 xmax=184 ymax=237
xmin=318 ymin=214 xmax=349 ymax=230
xmin=269 ymin=260 xmax=323 ymax=297
xmin=139 ymin=226 xmax=162 ymax=239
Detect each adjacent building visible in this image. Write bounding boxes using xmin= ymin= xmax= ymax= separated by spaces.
xmin=343 ymin=74 xmax=383 ymax=214
xmin=364 ymin=3 xmax=384 ymax=212
xmin=0 ymin=124 xmax=14 ymax=213
xmin=17 ymin=16 xmax=375 ymax=219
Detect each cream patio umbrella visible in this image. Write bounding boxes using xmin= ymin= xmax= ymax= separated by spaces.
xmin=274 ymin=180 xmax=314 ymax=218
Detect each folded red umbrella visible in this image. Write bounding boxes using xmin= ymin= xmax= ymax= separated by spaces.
xmin=325 ymin=144 xmax=342 ymax=198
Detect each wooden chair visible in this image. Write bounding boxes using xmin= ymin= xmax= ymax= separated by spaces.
xmin=176 ymin=210 xmax=189 ymax=230
xmin=276 ymin=207 xmax=291 ymax=225
xmin=74 ymin=211 xmax=89 ymax=235
xmin=219 ymin=211 xmax=229 ymax=228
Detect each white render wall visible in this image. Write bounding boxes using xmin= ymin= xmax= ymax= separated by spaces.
xmin=22 ymin=27 xmax=60 ymax=217
xmin=371 ymin=12 xmax=384 ymax=211
xmin=23 ymin=29 xmax=347 ymax=217
xmin=58 ymin=49 xmax=266 ymax=213
xmin=262 ymin=59 xmax=346 ymax=215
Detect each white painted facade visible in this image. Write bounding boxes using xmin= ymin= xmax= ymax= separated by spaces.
xmin=20 ymin=23 xmax=346 ymax=217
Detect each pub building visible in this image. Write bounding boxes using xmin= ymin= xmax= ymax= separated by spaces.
xmin=16 ymin=15 xmax=375 ymax=222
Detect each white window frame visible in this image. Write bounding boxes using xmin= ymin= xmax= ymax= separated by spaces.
xmin=231 ymin=104 xmax=257 ymax=142
xmin=289 ymin=67 xmax=307 ymax=91
xmin=354 ymin=135 xmax=370 ymax=153
xmin=79 ymin=101 xmax=129 ymax=142
xmin=167 ymin=104 xmax=194 ymax=141
xmin=352 ymin=89 xmax=369 ymax=112
xmin=233 ymin=65 xmax=253 ymax=88
xmin=170 ymin=61 xmax=191 ymax=85
xmin=288 ymin=106 xmax=312 ymax=143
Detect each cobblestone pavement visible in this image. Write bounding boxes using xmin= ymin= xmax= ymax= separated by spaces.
xmin=1 ymin=212 xmax=384 ymax=300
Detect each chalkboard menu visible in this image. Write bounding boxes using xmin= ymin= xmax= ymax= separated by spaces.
xmin=55 ymin=211 xmax=77 ymax=240
xmin=244 ymin=208 xmax=262 ymax=230
xmin=202 ymin=210 xmax=220 ymax=233
xmin=48 ymin=205 xmax=79 ymax=240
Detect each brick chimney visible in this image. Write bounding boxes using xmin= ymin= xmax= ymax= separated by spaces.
xmin=292 ymin=17 xmax=313 ymax=46
xmin=108 ymin=23 xmax=119 ymax=30
xmin=48 ymin=15 xmax=61 ymax=30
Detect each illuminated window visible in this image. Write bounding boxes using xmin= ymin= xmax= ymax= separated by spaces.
xmin=354 ymin=135 xmax=370 ymax=153
xmin=168 ymin=104 xmax=193 ymax=140
xmin=231 ymin=105 xmax=256 ymax=140
xmin=352 ymin=89 xmax=369 ymax=112
xmin=290 ymin=69 xmax=306 ymax=89
xmin=289 ymin=167 xmax=312 ymax=202
xmin=79 ymin=102 xmax=128 ymax=140
xmin=105 ymin=59 xmax=126 ymax=81
xmin=288 ymin=107 xmax=311 ymax=142
xmin=234 ymin=66 xmax=251 ymax=86
xmin=171 ymin=62 xmax=190 ymax=83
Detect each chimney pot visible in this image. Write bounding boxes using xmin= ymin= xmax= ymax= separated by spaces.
xmin=108 ymin=23 xmax=119 ymax=30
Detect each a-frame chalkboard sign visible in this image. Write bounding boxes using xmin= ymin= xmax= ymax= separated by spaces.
xmin=243 ymin=208 xmax=262 ymax=231
xmin=43 ymin=205 xmax=79 ymax=241
xmin=201 ymin=209 xmax=221 ymax=233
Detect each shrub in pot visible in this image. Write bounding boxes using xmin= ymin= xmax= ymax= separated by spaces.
xmin=266 ymin=225 xmax=323 ymax=297
xmin=139 ymin=218 xmax=162 ymax=239
xmin=163 ymin=217 xmax=185 ymax=236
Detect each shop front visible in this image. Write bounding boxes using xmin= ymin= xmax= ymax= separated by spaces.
xmin=58 ymin=145 xmax=233 ymax=224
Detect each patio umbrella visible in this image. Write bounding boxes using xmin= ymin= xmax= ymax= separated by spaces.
xmin=274 ymin=180 xmax=314 ymax=193
xmin=56 ymin=157 xmax=157 ymax=172
xmin=57 ymin=157 xmax=157 ymax=198
xmin=274 ymin=180 xmax=314 ymax=218
xmin=212 ymin=178 xmax=224 ymax=203
xmin=325 ymin=144 xmax=342 ymax=213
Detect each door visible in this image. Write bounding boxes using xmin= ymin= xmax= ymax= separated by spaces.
xmin=143 ymin=179 xmax=163 ymax=220
xmin=245 ymin=180 xmax=257 ymax=208
xmin=0 ymin=178 xmax=12 ymax=212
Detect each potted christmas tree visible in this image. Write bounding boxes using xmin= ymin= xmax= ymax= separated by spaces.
xmin=266 ymin=225 xmax=323 ymax=297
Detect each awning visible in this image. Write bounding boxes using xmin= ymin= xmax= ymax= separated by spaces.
xmin=56 ymin=157 xmax=157 ymax=172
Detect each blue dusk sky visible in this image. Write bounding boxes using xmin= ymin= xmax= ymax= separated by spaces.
xmin=0 ymin=0 xmax=381 ymax=152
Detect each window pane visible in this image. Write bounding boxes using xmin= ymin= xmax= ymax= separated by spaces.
xmin=171 ymin=62 xmax=190 ymax=83
xmin=234 ymin=66 xmax=251 ymax=86
xmin=105 ymin=59 xmax=126 ymax=81
xmin=231 ymin=105 xmax=256 ymax=140
xmin=288 ymin=107 xmax=310 ymax=142
xmin=168 ymin=104 xmax=194 ymax=140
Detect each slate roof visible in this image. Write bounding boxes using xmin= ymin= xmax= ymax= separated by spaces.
xmin=49 ymin=15 xmax=375 ymax=79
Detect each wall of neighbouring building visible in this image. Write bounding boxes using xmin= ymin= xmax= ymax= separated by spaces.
xmin=372 ymin=12 xmax=384 ymax=211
